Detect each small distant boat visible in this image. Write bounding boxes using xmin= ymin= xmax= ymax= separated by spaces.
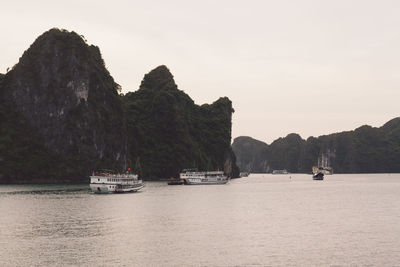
xmin=90 ymin=170 xmax=143 ymax=193
xmin=167 ymin=178 xmax=184 ymax=185
xmin=180 ymin=169 xmax=229 ymax=185
xmin=313 ymin=172 xmax=324 ymax=180
xmin=239 ymin=172 xmax=249 ymax=177
xmin=272 ymin=169 xmax=288 ymax=174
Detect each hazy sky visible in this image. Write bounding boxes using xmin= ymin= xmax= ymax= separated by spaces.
xmin=1 ymin=0 xmax=399 ymax=143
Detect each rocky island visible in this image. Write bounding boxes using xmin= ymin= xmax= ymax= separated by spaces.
xmin=233 ymin=117 xmax=400 ymax=174
xmin=0 ymin=28 xmax=239 ymax=183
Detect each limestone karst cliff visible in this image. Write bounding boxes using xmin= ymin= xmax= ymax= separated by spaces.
xmin=0 ymin=29 xmax=239 ymax=182
xmin=232 ymin=136 xmax=270 ymax=173
xmin=122 ymin=65 xmax=239 ymax=179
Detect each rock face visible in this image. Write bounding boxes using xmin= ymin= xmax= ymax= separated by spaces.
xmin=232 ymin=118 xmax=400 ymax=173
xmin=122 ymin=65 xmax=239 ymax=178
xmin=1 ymin=28 xmax=126 ymax=181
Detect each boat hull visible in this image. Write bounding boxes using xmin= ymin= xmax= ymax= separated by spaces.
xmin=168 ymin=180 xmax=184 ymax=185
xmin=312 ymin=172 xmax=324 ymax=180
xmin=184 ymin=178 xmax=229 ymax=185
xmin=90 ymin=183 xmax=143 ymax=193
xmin=115 ymin=184 xmax=143 ymax=193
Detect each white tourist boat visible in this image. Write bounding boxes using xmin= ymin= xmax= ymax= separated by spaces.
xmin=90 ymin=170 xmax=143 ymax=193
xmin=240 ymin=172 xmax=250 ymax=177
xmin=180 ymin=169 xmax=229 ymax=185
xmin=272 ymin=169 xmax=288 ymax=174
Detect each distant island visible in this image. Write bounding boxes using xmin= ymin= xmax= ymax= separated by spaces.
xmin=0 ymin=28 xmax=239 ymax=183
xmin=232 ymin=117 xmax=400 ymax=174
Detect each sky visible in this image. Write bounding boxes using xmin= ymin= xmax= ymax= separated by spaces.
xmin=1 ymin=0 xmax=399 ymax=144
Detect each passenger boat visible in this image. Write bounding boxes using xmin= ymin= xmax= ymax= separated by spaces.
xmin=239 ymin=172 xmax=249 ymax=177
xmin=312 ymin=154 xmax=332 ymax=180
xmin=312 ymin=154 xmax=333 ymax=175
xmin=272 ymin=169 xmax=288 ymax=174
xmin=90 ymin=170 xmax=143 ymax=193
xmin=180 ymin=169 xmax=229 ymax=185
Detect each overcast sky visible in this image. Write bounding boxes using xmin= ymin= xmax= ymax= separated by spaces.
xmin=1 ymin=0 xmax=399 ymax=143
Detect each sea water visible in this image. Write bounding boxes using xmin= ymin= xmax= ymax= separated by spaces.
xmin=1 ymin=174 xmax=400 ymax=266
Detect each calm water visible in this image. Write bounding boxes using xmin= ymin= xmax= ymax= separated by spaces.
xmin=1 ymin=174 xmax=400 ymax=266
